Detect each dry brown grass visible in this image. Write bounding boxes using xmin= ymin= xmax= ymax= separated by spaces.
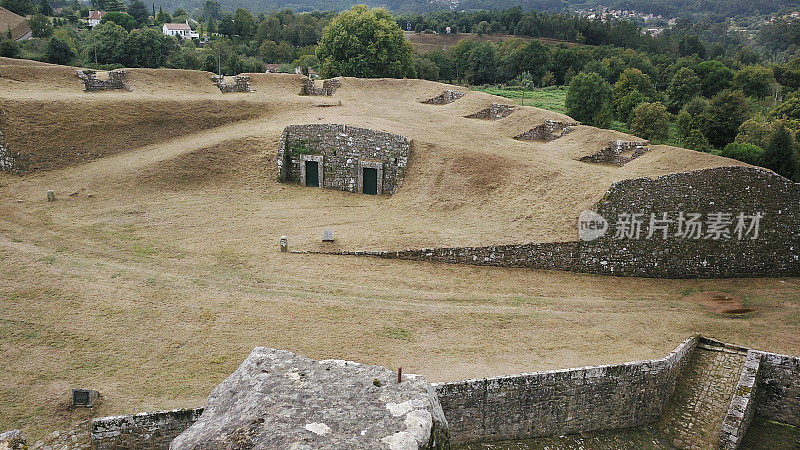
xmin=0 ymin=61 xmax=795 ymax=442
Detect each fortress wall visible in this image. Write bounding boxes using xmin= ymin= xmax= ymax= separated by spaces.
xmin=367 ymin=167 xmax=800 ymax=278
xmin=90 ymin=407 xmax=204 ymax=449
xmin=720 ymin=350 xmax=761 ymax=449
xmin=277 ymin=124 xmax=410 ymax=195
xmin=753 ymin=351 xmax=800 ymax=427
xmin=432 ymin=337 xmax=698 ymax=444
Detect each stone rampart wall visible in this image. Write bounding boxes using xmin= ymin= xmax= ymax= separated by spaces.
xmin=356 ymin=167 xmax=800 ymax=278
xmin=0 ymin=129 xmax=15 ymax=173
xmin=90 ymin=407 xmax=204 ymax=449
xmin=432 ymin=337 xmax=698 ymax=444
xmin=753 ymin=351 xmax=800 ymax=427
xmin=720 ymin=350 xmax=761 ymax=449
xmin=465 ymin=103 xmax=515 ymax=120
xmin=277 ymin=124 xmax=410 ymax=195
xmin=580 ymin=140 xmax=650 ymax=166
xmin=76 ymin=69 xmax=127 ymax=92
xmin=514 ymin=120 xmax=577 ymax=142
xmin=422 ymin=90 xmax=464 ymax=104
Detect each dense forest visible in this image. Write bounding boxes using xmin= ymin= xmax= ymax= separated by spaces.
xmin=1 ymin=1 xmax=799 ymax=179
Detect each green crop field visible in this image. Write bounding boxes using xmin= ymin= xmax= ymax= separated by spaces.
xmin=475 ymin=86 xmax=568 ymax=114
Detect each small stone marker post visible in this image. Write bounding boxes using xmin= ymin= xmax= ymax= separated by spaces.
xmin=71 ymin=389 xmax=99 ymax=408
xmin=322 ymin=230 xmax=335 ymax=242
xmin=280 ymin=236 xmax=288 ymax=252
xmin=46 ymin=190 xmax=55 ymax=202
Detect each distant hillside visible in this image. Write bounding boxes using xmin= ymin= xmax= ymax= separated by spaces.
xmin=162 ymin=0 xmax=798 ymax=17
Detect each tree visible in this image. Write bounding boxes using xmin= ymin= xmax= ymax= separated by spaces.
xmin=676 ymin=111 xmax=693 ymax=143
xmin=630 ymin=102 xmax=669 ymax=142
xmin=126 ymin=27 xmax=177 ymax=67
xmin=667 ymin=67 xmax=701 ymax=113
xmin=101 ymin=11 xmax=136 ymax=31
xmin=616 ymin=89 xmax=646 ymax=124
xmin=685 ymin=129 xmax=713 ymax=153
xmin=695 ymin=60 xmax=734 ymax=98
xmin=679 ymin=34 xmax=706 ymax=58
xmin=769 ymin=93 xmax=800 ymax=127
xmin=413 ymin=57 xmax=438 ymax=81
xmin=467 ymin=42 xmax=496 ymax=85
xmin=217 ymin=12 xmax=234 ymax=37
xmin=127 ymin=0 xmax=149 ymax=26
xmin=519 ymin=40 xmax=549 ymax=84
xmin=39 ymin=0 xmax=52 ymax=16
xmin=201 ymin=0 xmax=221 ymax=20
xmin=0 ymin=0 xmax=34 ymax=16
xmin=28 ymin=13 xmax=53 ymax=38
xmin=718 ymin=142 xmax=765 ymax=166
xmin=88 ymin=21 xmax=128 ymax=65
xmin=0 ymin=38 xmax=20 ymax=58
xmin=316 ymin=5 xmax=414 ymax=79
xmin=566 ymin=72 xmax=613 ymax=128
xmin=613 ymin=68 xmax=655 ymax=107
xmin=736 ymin=118 xmax=775 ymax=149
xmin=733 ymin=65 xmax=774 ymax=99
xmin=103 ymin=0 xmax=125 ymax=12
xmin=763 ymin=125 xmax=799 ymax=180
xmin=701 ymin=89 xmax=750 ymax=148
xmin=234 ymin=8 xmax=254 ymax=37
xmin=44 ymin=36 xmax=74 ymax=64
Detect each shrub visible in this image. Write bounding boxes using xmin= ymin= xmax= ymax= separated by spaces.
xmin=718 ymin=142 xmax=765 ymax=166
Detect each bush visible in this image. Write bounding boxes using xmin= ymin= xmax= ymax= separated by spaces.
xmin=0 ymin=39 xmax=21 ymax=58
xmin=44 ymin=36 xmax=74 ymax=65
xmin=630 ymin=102 xmax=669 ymax=142
xmin=717 ymin=142 xmax=765 ymax=165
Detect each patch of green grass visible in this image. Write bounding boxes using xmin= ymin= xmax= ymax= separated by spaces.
xmin=379 ymin=327 xmax=412 ymax=341
xmin=475 ymin=86 xmax=568 ymax=114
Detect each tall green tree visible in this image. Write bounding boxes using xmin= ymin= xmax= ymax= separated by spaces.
xmin=127 ymin=0 xmax=149 ymax=26
xmin=27 ymin=13 xmax=53 ymax=38
xmin=468 ymin=42 xmax=496 ymax=84
xmin=667 ymin=67 xmax=701 ymax=113
xmin=45 ymin=35 xmax=74 ymax=64
xmin=38 ymin=0 xmax=52 ymax=16
xmin=763 ymin=125 xmax=799 ymax=180
xmin=695 ymin=60 xmax=734 ymax=98
xmin=733 ymin=65 xmax=774 ymax=99
xmin=316 ymin=5 xmax=413 ymax=79
xmin=630 ymin=102 xmax=669 ymax=141
xmin=234 ymin=8 xmax=254 ymax=37
xmin=701 ymin=89 xmax=750 ymax=148
xmin=566 ymin=72 xmax=614 ymax=128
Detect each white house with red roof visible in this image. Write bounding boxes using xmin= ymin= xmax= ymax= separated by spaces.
xmin=162 ymin=21 xmax=198 ymax=39
xmin=86 ymin=10 xmax=105 ymax=27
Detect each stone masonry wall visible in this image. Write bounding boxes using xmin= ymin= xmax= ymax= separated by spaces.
xmin=753 ymin=351 xmax=800 ymax=426
xmin=720 ymin=350 xmax=761 ymax=449
xmin=433 ymin=337 xmax=698 ymax=444
xmin=300 ymin=77 xmax=341 ymax=96
xmin=360 ymin=166 xmax=800 ymax=278
xmin=277 ymin=124 xmax=410 ymax=195
xmin=0 ymin=129 xmax=16 ymax=173
xmin=514 ymin=120 xmax=577 ymax=142
xmin=90 ymin=407 xmax=204 ymax=449
xmin=580 ymin=140 xmax=651 ymax=166
xmin=422 ymin=90 xmax=464 ymax=104
xmin=464 ymin=103 xmax=515 ymax=120
xmin=211 ymin=75 xmax=253 ymax=93
xmin=76 ymin=70 xmax=128 ymax=92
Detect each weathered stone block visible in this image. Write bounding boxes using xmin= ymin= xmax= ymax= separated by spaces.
xmin=171 ymin=347 xmax=449 ymax=449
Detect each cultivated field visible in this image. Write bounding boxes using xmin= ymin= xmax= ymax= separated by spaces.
xmin=1 ymin=58 xmax=798 ymax=441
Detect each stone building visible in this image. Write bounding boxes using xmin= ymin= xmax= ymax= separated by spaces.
xmin=277 ymin=124 xmax=410 ymax=196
